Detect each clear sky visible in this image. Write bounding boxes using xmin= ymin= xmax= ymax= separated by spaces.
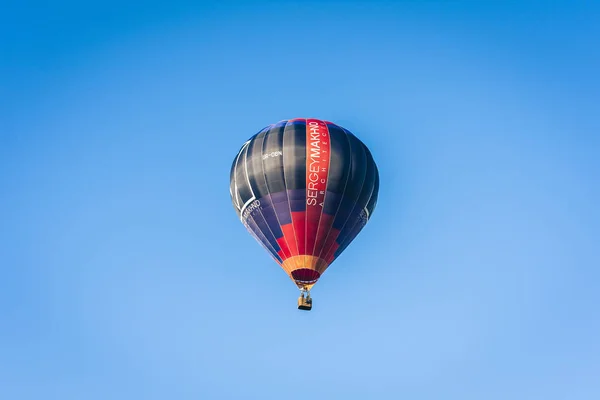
xmin=2 ymin=1 xmax=599 ymax=399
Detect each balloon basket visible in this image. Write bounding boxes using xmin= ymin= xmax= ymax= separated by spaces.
xmin=297 ymin=292 xmax=312 ymax=311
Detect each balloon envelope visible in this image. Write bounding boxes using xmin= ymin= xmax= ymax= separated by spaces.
xmin=230 ymin=118 xmax=379 ymax=290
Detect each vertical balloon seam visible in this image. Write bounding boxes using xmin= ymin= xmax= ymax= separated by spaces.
xmin=281 ymin=120 xmax=303 ymax=279
xmin=229 ymin=175 xmax=238 ymax=213
xmin=237 ymin=141 xmax=255 ymax=219
xmin=261 ymin=123 xmax=294 ymax=276
xmin=363 ymin=145 xmax=380 ymax=220
xmin=299 ymin=119 xmax=308 ymax=277
xmin=320 ymin=134 xmax=368 ymax=264
xmin=231 ymin=142 xmax=246 ymax=213
xmin=302 ymin=118 xmax=308 ymax=272
xmin=315 ymin=126 xmax=353 ymax=267
xmin=284 ymin=118 xmax=308 ymax=284
xmin=369 ymin=166 xmax=380 ymax=217
xmin=234 ymin=144 xmax=248 ymax=215
xmin=302 ymin=118 xmax=325 ymax=285
xmin=314 ymin=124 xmax=351 ymax=266
xmin=242 ymin=137 xmax=257 ymax=211
xmin=362 ymin=158 xmax=379 ymax=221
xmin=232 ymin=127 xmax=267 ymax=214
xmin=333 ymin=173 xmax=375 ymax=261
xmin=247 ymin=132 xmax=281 ymax=252
xmin=234 ymin=129 xmax=289 ymax=270
xmin=301 ymin=118 xmax=308 ymax=273
xmin=238 ymin=140 xmax=282 ymax=265
xmin=310 ymin=120 xmax=333 ymax=260
xmin=294 ymin=119 xmax=309 ymax=278
xmin=230 ymin=159 xmax=238 ymax=210
xmin=323 ymin=131 xmax=371 ymax=263
xmin=332 ymin=140 xmax=377 ymax=261
xmin=328 ymin=132 xmax=369 ymax=262
xmin=361 ymin=144 xmax=374 ymax=221
xmin=333 ymin=199 xmax=370 ymax=259
xmin=244 ymin=134 xmax=287 ymax=269
xmin=238 ymin=137 xmax=284 ymax=267
xmin=259 ymin=127 xmax=292 ymax=263
xmin=275 ymin=121 xmax=297 ymax=272
xmin=252 ymin=131 xmax=292 ymax=261
xmin=302 ymin=118 xmax=309 ymax=276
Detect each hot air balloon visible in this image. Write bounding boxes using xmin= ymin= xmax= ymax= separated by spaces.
xmin=229 ymin=118 xmax=379 ymax=310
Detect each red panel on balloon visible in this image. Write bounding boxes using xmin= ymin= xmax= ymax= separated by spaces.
xmin=276 ymin=237 xmax=291 ymax=260
xmin=281 ymin=223 xmax=298 ymax=256
xmin=305 ymin=118 xmax=330 ymax=257
xmin=312 ymin=213 xmax=335 ymax=257
xmin=291 ymin=211 xmax=306 ymax=254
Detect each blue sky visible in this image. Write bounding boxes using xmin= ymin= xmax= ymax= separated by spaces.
xmin=2 ymin=1 xmax=599 ymax=399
